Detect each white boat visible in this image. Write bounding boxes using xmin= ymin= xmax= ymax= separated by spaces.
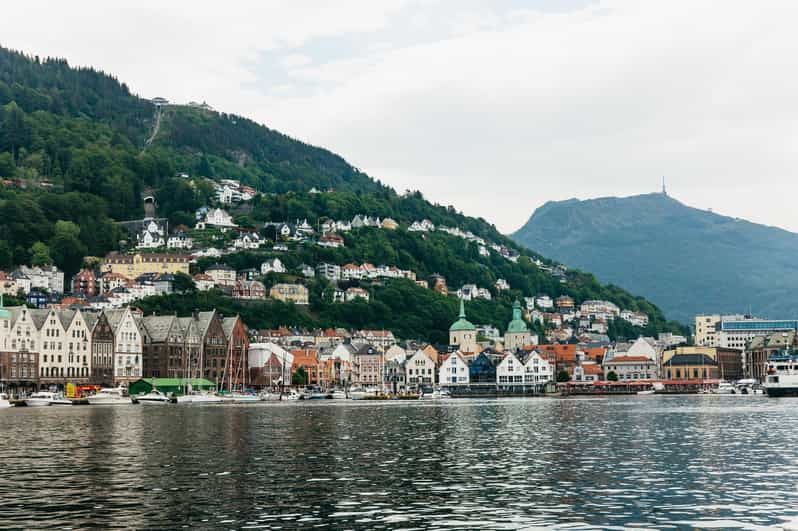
xmin=87 ymin=387 xmax=134 ymax=405
xmin=259 ymin=391 xmax=281 ymax=401
xmin=0 ymin=393 xmax=11 ymax=409
xmin=282 ymin=390 xmax=301 ymax=401
xmin=25 ymin=392 xmax=72 ymax=407
xmin=764 ymin=351 xmax=798 ymax=397
xmin=714 ymin=381 xmax=736 ymax=394
xmin=221 ymin=392 xmax=261 ymax=403
xmin=420 ymin=388 xmax=450 ymax=400
xmin=136 ymin=390 xmax=171 ymax=405
xmin=349 ymin=387 xmax=377 ymax=400
xmin=330 ymin=389 xmax=347 ymax=400
xmin=637 ymin=389 xmax=656 ymax=395
xmin=176 ymin=392 xmax=223 ymax=404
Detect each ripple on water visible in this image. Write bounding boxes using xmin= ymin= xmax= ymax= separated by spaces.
xmin=1 ymin=396 xmax=798 ymax=528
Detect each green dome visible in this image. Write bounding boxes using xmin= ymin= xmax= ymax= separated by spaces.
xmin=506 ymin=300 xmax=529 ymax=333
xmin=0 ymin=294 xmax=10 ymax=320
xmin=450 ymin=299 xmax=476 ymax=332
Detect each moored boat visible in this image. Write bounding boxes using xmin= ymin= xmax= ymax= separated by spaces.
xmin=713 ymin=381 xmax=736 ymax=394
xmin=176 ymin=392 xmax=223 ymax=404
xmin=330 ymin=389 xmax=347 ymax=400
xmin=259 ymin=391 xmax=281 ymax=401
xmin=221 ymin=392 xmax=261 ymax=403
xmin=87 ymin=387 xmax=133 ymax=405
xmin=25 ymin=391 xmax=72 ymax=407
xmin=136 ymin=390 xmax=171 ymax=405
xmin=764 ymin=351 xmax=798 ymax=397
xmin=0 ymin=393 xmax=11 ymax=408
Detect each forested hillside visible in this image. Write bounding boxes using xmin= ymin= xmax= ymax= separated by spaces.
xmin=0 ymin=46 xmax=688 ymax=338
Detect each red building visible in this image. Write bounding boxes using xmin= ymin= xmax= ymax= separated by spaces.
xmin=71 ymin=269 xmax=99 ymax=297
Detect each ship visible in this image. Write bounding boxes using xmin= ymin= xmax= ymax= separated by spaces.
xmin=764 ymin=350 xmax=798 ymax=397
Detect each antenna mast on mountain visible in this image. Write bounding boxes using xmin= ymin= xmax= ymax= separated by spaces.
xmin=661 ymin=176 xmax=667 ymax=196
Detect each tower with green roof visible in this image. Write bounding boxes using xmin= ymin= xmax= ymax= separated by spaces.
xmin=504 ymin=300 xmax=532 ymax=352
xmin=449 ymin=299 xmax=478 ymax=353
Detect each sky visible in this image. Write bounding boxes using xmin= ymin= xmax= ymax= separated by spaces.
xmin=2 ymin=0 xmax=797 ymax=234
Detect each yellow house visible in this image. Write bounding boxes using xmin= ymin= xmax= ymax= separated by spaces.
xmin=270 ymin=283 xmax=309 ymax=305
xmin=101 ymin=253 xmax=190 ymax=277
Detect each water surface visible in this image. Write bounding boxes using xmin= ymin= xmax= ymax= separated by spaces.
xmin=1 ymin=396 xmax=796 ymax=529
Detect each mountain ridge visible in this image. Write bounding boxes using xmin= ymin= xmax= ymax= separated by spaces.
xmin=512 ymin=192 xmax=798 ymax=322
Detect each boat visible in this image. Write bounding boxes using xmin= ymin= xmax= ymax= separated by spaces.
xmin=221 ymin=392 xmax=261 ymax=403
xmin=87 ymin=387 xmax=134 ymax=405
xmin=713 ymin=381 xmax=736 ymax=394
xmin=637 ymin=389 xmax=656 ymax=395
xmin=25 ymin=391 xmax=72 ymax=407
xmin=0 ymin=393 xmax=11 ymax=408
xmin=176 ymin=392 xmax=223 ymax=404
xmin=764 ymin=350 xmax=798 ymax=397
xmin=420 ymin=388 xmax=450 ymax=400
xmin=135 ymin=390 xmax=171 ymax=405
xmin=259 ymin=391 xmax=281 ymax=401
xmin=349 ymin=387 xmax=375 ymax=400
xmin=301 ymin=386 xmax=329 ymax=400
xmin=282 ymin=389 xmax=301 ymax=401
xmin=330 ymin=389 xmax=347 ymax=400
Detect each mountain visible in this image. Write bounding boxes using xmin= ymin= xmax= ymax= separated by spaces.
xmin=0 ymin=46 xmax=687 ymax=341
xmin=512 ymin=192 xmax=798 ymax=322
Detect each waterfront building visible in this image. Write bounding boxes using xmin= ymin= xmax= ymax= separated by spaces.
xmin=438 ymin=351 xmax=470 ymax=387
xmin=220 ymin=315 xmax=249 ymax=387
xmin=496 ymin=352 xmax=524 ymax=388
xmin=746 ymin=331 xmax=796 ymax=382
xmin=602 ymin=337 xmax=658 ymax=381
xmin=291 ymin=349 xmax=320 ymax=386
xmin=352 ymin=344 xmax=383 ymax=387
xmin=662 ymin=346 xmax=742 ymax=382
xmin=249 ymin=342 xmax=293 ymax=387
xmin=108 ymin=307 xmax=143 ymax=386
xmin=91 ymin=311 xmax=115 ymax=385
xmin=384 ymin=357 xmax=406 ymax=393
xmin=469 ymin=350 xmax=499 ymax=386
xmin=353 ymin=330 xmax=396 ymax=349
xmin=522 ymin=350 xmax=552 ymax=387
xmin=450 ymin=299 xmax=478 ymax=354
xmin=663 ymin=353 xmax=719 ymax=381
xmin=0 ymin=350 xmax=39 ymax=394
xmin=405 ymin=349 xmax=436 ymax=390
xmin=717 ymin=318 xmax=798 ymax=350
xmin=384 ymin=344 xmax=407 ymax=362
xmin=504 ymin=300 xmax=534 ymax=352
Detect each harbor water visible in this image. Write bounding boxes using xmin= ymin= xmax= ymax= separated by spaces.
xmin=1 ymin=395 xmax=797 ymax=529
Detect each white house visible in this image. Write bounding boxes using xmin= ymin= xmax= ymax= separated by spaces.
xmin=535 ymin=295 xmax=554 ymax=310
xmin=439 ymin=351 xmax=470 ymax=387
xmin=197 ymin=208 xmax=237 ymax=230
xmin=495 ymin=278 xmax=510 ymax=291
xmin=345 ymin=287 xmax=369 ymax=302
xmin=497 ymin=352 xmax=524 ymax=387
xmin=233 ymin=232 xmax=263 ymax=250
xmin=261 ymin=258 xmax=286 ymax=275
xmin=18 ymin=265 xmax=64 ymax=294
xmin=405 ymin=349 xmax=436 ymax=389
xmin=167 ymin=232 xmax=193 ymax=249
xmin=523 ymin=350 xmax=552 ymax=387
xmin=602 ymin=337 xmax=658 ymax=381
xmin=620 ymin=310 xmax=649 ymax=327
xmin=248 ymin=342 xmax=294 ymax=385
xmin=109 ymin=307 xmax=142 ymax=386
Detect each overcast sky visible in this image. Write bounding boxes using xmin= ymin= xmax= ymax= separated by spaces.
xmin=3 ymin=1 xmax=797 ymax=234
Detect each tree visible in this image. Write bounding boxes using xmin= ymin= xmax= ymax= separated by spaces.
xmin=607 ymin=371 xmax=618 ymax=382
xmin=556 ymin=370 xmax=570 ymax=383
xmin=49 ymin=221 xmax=87 ymax=279
xmin=0 ymin=152 xmax=14 ymax=177
xmin=30 ymin=241 xmax=52 ymax=266
xmin=0 ymin=240 xmax=12 ymax=269
xmin=292 ymin=366 xmax=308 ymax=386
xmin=173 ymin=272 xmax=197 ymax=293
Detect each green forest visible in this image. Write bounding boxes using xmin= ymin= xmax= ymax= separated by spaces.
xmin=0 ymin=46 xmax=688 ymax=340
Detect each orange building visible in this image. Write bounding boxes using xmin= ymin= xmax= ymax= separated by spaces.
xmin=291 ymin=349 xmax=320 ymax=386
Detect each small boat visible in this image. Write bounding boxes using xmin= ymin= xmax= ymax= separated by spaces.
xmin=136 ymin=390 xmax=171 ymax=405
xmin=25 ymin=392 xmax=72 ymax=407
xmin=0 ymin=393 xmax=12 ymax=409
xmin=420 ymin=388 xmax=450 ymax=400
xmin=282 ymin=390 xmax=301 ymax=401
xmin=259 ymin=391 xmax=281 ymax=401
xmin=300 ymin=386 xmax=328 ymax=400
xmin=176 ymin=392 xmax=223 ymax=404
xmin=349 ymin=388 xmax=373 ymax=400
xmin=330 ymin=389 xmax=347 ymax=400
xmin=637 ymin=389 xmax=656 ymax=395
xmin=221 ymin=392 xmax=261 ymax=403
xmin=714 ymin=381 xmax=736 ymax=394
xmin=87 ymin=387 xmax=133 ymax=406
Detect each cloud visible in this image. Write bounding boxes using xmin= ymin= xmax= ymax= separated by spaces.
xmin=2 ymin=0 xmax=797 ymax=234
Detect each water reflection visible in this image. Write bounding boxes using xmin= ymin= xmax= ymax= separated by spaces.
xmin=1 ymin=396 xmax=797 ymax=529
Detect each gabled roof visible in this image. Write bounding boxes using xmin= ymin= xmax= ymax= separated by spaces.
xmin=141 ymin=314 xmax=179 ymax=342
xmin=664 ymin=354 xmax=717 ymax=366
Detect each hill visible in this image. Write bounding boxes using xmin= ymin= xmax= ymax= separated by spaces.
xmin=0 ymin=46 xmax=686 ymax=340
xmin=512 ymin=192 xmax=798 ymax=322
